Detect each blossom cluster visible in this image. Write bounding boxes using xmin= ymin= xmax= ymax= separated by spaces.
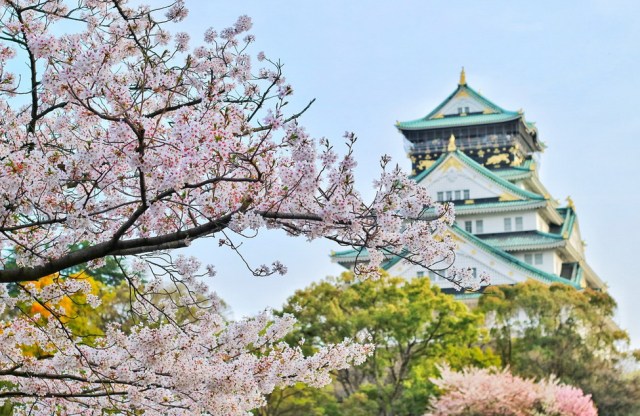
xmin=0 ymin=279 xmax=371 ymax=414
xmin=426 ymin=366 xmax=598 ymax=416
xmin=0 ymin=0 xmax=470 ymax=286
xmin=0 ymin=0 xmax=481 ymax=412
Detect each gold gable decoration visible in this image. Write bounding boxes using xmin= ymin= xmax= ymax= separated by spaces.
xmin=418 ymin=159 xmax=435 ymax=170
xmin=447 ymin=134 xmax=457 ymax=152
xmin=486 ymin=153 xmax=510 ymax=165
xmin=440 ymin=156 xmax=464 ymax=172
xmin=447 ymin=231 xmax=464 ymax=245
xmin=511 ymin=154 xmax=524 ymax=166
xmin=498 ymin=193 xmax=520 ymax=202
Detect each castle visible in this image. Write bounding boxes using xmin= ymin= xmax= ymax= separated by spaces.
xmin=332 ymin=69 xmax=605 ymax=298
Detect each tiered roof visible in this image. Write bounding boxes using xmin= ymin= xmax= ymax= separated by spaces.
xmin=396 ymin=68 xmax=537 ymax=135
xmin=411 ymin=148 xmax=545 ymax=201
xmin=492 ymin=158 xmax=536 ymax=181
xmin=331 ymin=222 xmax=583 ymax=289
xmin=479 ymin=231 xmax=566 ymax=252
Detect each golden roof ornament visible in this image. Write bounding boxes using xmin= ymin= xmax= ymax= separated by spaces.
xmin=566 ymin=196 xmax=576 ymax=210
xmin=458 ymin=67 xmax=467 ymax=86
xmin=447 ymin=134 xmax=457 ymax=152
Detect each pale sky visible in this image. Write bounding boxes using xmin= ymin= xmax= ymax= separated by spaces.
xmin=173 ymin=1 xmax=640 ymax=346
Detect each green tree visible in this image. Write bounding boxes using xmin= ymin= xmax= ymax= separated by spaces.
xmin=259 ymin=272 xmax=498 ymax=416
xmin=478 ymin=280 xmax=640 ymax=416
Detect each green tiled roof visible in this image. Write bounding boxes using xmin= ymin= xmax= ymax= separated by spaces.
xmin=425 ymin=84 xmax=509 ymax=118
xmin=330 ymin=225 xmax=580 ymax=289
xmin=331 ymin=247 xmax=392 ymax=262
xmin=456 ymin=151 xmax=544 ymax=200
xmin=557 ymin=207 xmax=577 ymax=237
xmin=414 ymin=200 xmax=548 ymax=220
xmin=412 ymin=150 xmax=545 ymax=201
xmin=397 ymin=84 xmax=525 ymax=131
xmin=331 ymin=247 xmax=360 ymax=258
xmin=397 ymin=112 xmax=521 ymax=131
xmin=492 ymin=159 xmax=535 ymax=181
xmin=454 ymin=200 xmax=547 ymax=215
xmin=330 ymin=247 xmax=405 ymax=271
xmin=478 ymin=231 xmax=565 ymax=251
xmin=451 ymin=224 xmax=581 ymax=288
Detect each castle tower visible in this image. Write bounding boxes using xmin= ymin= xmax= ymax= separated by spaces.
xmin=398 ymin=68 xmax=540 ymax=176
xmin=332 ymin=70 xmax=606 ymax=296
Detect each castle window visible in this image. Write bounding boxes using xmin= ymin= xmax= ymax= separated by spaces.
xmin=475 ymin=220 xmax=484 ymax=234
xmin=524 ymin=253 xmax=533 ymax=264
xmin=535 ymin=253 xmax=543 ymax=265
xmin=504 ymin=218 xmax=512 ymax=232
xmin=417 ymin=271 xmax=425 ymax=278
xmin=440 ymin=189 xmax=471 ymax=202
xmin=465 ymin=221 xmax=473 ymax=233
xmin=465 ymin=106 xmax=470 ymax=114
xmin=515 ymin=216 xmax=523 ymax=231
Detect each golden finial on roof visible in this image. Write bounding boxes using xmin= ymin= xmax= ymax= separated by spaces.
xmin=566 ymin=196 xmax=575 ymax=210
xmin=458 ymin=67 xmax=467 ymax=86
xmin=447 ymin=134 xmax=457 ymax=152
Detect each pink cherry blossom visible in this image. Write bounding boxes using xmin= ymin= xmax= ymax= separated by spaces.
xmin=427 ymin=367 xmax=598 ymax=416
xmin=0 ymin=0 xmax=477 ymax=413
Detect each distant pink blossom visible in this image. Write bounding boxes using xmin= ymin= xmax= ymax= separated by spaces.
xmin=427 ymin=367 xmax=597 ymax=416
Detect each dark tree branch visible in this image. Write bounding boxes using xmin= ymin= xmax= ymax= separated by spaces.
xmin=143 ymin=98 xmax=202 ymax=118
xmin=0 ymin=211 xmax=235 ymax=283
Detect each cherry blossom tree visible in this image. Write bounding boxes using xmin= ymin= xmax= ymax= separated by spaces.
xmin=0 ymin=0 xmax=480 ymax=413
xmin=426 ymin=367 xmax=598 ymax=416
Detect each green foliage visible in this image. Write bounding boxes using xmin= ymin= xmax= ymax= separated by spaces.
xmin=64 ymin=277 xmax=133 ymax=339
xmin=0 ymin=381 xmax=13 ymax=415
xmin=61 ymin=243 xmax=130 ymax=285
xmin=478 ymin=280 xmax=640 ymax=416
xmin=262 ymin=272 xmax=498 ymax=416
xmin=82 ymin=255 xmax=129 ymax=285
xmin=255 ymin=384 xmax=339 ymax=416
